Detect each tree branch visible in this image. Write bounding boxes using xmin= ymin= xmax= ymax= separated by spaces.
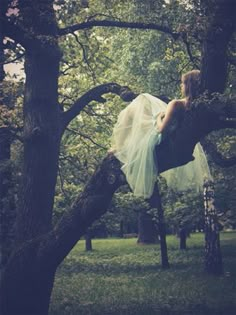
xmin=58 ymin=20 xmax=180 ymax=40
xmin=61 ymin=83 xmax=137 ymax=130
xmin=201 ymin=138 xmax=236 ymax=168
xmin=66 ymin=127 xmax=107 ymax=149
xmin=217 ymin=119 xmax=236 ymax=129
xmin=71 ymin=32 xmax=96 ymax=83
xmin=2 ymin=53 xmax=25 ymax=65
xmin=37 ymin=155 xmax=124 ymax=267
xmin=181 ymin=33 xmax=200 ymax=68
xmin=155 ymin=95 xmax=236 ymax=172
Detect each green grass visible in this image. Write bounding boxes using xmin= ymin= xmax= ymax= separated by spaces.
xmin=50 ymin=232 xmax=236 ymax=315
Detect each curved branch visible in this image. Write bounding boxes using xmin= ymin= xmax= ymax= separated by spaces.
xmin=58 ymin=20 xmax=180 ymax=40
xmin=61 ymin=83 xmax=137 ymax=131
xmin=71 ymin=32 xmax=96 ymax=83
xmin=155 ymin=95 xmax=236 ymax=172
xmin=201 ymin=138 xmax=236 ymax=168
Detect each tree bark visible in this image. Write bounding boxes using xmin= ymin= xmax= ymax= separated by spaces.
xmin=200 ymin=0 xmax=236 ymax=93
xmin=0 ymin=2 xmax=62 ymax=314
xmin=1 ymin=252 xmax=56 ymax=315
xmin=15 ymin=2 xmax=62 ymax=246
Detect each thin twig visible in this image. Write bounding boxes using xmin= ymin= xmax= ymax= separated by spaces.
xmin=2 ymin=53 xmax=25 ymax=65
xmin=66 ymin=127 xmax=107 ymax=149
xmin=58 ymin=165 xmax=69 ymax=197
xmin=72 ymin=32 xmax=96 ymax=84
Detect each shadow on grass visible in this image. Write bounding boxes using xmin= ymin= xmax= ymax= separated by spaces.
xmin=221 ymin=244 xmax=236 ymax=259
xmin=58 ymin=259 xmax=202 ymax=276
xmin=51 ymin=302 xmax=236 ymax=315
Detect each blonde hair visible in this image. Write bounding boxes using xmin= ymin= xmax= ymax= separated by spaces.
xmin=181 ymin=70 xmax=201 ymax=105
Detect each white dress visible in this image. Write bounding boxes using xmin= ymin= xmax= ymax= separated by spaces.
xmin=111 ymin=93 xmax=212 ymax=198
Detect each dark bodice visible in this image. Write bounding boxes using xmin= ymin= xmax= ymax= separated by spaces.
xmin=162 ymin=106 xmax=185 ymax=139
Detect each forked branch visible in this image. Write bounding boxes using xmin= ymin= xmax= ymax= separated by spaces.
xmin=58 ymin=20 xmax=180 ymax=40
xmin=61 ymin=83 xmax=137 ymax=130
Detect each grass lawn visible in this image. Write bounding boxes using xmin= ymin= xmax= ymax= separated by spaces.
xmin=50 ymin=232 xmax=236 ymax=315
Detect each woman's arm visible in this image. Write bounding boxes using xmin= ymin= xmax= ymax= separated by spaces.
xmin=156 ymin=100 xmax=178 ymax=132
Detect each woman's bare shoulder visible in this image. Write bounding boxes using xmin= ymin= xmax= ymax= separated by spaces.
xmin=168 ymin=99 xmax=186 ymax=109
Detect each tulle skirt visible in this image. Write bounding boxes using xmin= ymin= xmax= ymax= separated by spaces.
xmin=111 ymin=93 xmax=212 ymax=198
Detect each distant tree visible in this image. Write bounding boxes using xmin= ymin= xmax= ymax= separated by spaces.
xmin=179 ymin=225 xmax=187 ymax=250
xmin=137 ymin=208 xmax=158 ymax=244
xmin=85 ymin=228 xmax=93 ymax=251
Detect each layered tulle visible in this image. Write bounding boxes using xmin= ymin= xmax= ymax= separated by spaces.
xmin=111 ymin=93 xmax=212 ymax=198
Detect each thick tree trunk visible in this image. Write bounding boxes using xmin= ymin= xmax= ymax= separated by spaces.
xmin=1 ymin=1 xmax=62 ymax=314
xmin=1 ymin=250 xmax=56 ymax=315
xmin=137 ymin=209 xmax=158 ymax=244
xmin=15 ymin=47 xmax=61 ymax=245
xmin=149 ymin=183 xmax=169 ymax=269
xmin=200 ymin=0 xmax=236 ymax=93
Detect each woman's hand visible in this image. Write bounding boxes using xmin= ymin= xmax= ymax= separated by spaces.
xmin=107 ymin=148 xmax=116 ymax=155
xmin=159 ymin=112 xmax=165 ymax=120
xmin=156 ymin=112 xmax=165 ymax=130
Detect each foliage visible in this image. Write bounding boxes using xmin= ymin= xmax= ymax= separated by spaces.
xmin=163 ymin=188 xmax=205 ymax=234
xmin=3 ymin=0 xmax=236 ymax=235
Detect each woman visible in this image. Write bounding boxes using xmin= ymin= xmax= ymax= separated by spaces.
xmin=110 ymin=70 xmax=212 ymax=198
